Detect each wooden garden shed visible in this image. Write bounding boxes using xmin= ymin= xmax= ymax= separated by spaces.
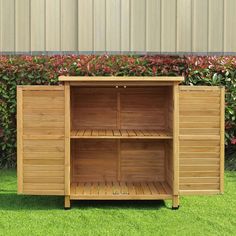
xmin=17 ymin=77 xmax=225 ymax=209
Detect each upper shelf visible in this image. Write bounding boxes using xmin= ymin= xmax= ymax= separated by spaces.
xmin=59 ymin=76 xmax=184 ymax=85
xmin=71 ymin=129 xmax=172 ymax=139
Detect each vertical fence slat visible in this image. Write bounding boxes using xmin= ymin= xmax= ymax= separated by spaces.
xmin=31 ymin=0 xmax=45 ymax=52
xmin=61 ymin=0 xmax=78 ymax=51
xmin=146 ymin=0 xmax=161 ymax=52
xmin=121 ymin=0 xmax=130 ymax=52
xmin=106 ymin=0 xmax=121 ymax=52
xmin=161 ymin=0 xmax=176 ymax=53
xmin=15 ymin=0 xmax=30 ymax=52
xmin=224 ymin=0 xmax=236 ymax=53
xmin=94 ymin=0 xmax=106 ymax=52
xmin=46 ymin=0 xmax=60 ymax=51
xmin=192 ymin=0 xmax=208 ymax=53
xmin=177 ymin=0 xmax=192 ymax=53
xmin=78 ymin=0 xmax=93 ymax=52
xmin=131 ymin=0 xmax=146 ymax=52
xmin=209 ymin=0 xmax=224 ymax=52
xmin=1 ymin=0 xmax=15 ymax=52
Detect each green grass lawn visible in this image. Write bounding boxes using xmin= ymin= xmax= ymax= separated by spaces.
xmin=0 ymin=170 xmax=235 ymax=236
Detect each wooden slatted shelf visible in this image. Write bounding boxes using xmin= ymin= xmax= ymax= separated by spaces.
xmin=70 ymin=181 xmax=172 ymax=200
xmin=71 ymin=129 xmax=173 ymax=139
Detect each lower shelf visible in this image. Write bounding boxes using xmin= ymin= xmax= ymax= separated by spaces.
xmin=70 ymin=181 xmax=172 ymax=200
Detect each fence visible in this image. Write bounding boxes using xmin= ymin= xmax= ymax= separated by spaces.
xmin=0 ymin=0 xmax=235 ymax=54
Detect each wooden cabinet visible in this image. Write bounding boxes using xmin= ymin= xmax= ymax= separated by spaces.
xmin=17 ymin=77 xmax=225 ymax=209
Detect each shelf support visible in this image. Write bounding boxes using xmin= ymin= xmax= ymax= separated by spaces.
xmin=65 ymin=82 xmax=71 ymax=196
xmin=173 ymin=83 xmax=180 ymax=201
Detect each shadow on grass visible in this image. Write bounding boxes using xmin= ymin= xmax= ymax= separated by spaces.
xmin=0 ymin=192 xmax=166 ymax=211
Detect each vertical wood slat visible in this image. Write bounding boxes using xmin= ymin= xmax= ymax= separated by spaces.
xmin=161 ymin=0 xmax=176 ymax=53
xmin=31 ymin=0 xmax=45 ymax=51
xmin=94 ymin=0 xmax=106 ymax=51
xmin=131 ymin=0 xmax=146 ymax=51
xmin=46 ymin=0 xmax=60 ymax=51
xmin=177 ymin=0 xmax=192 ymax=52
xmin=173 ymin=83 xmax=179 ymax=196
xmin=121 ymin=0 xmax=130 ymax=52
xmin=17 ymin=87 xmax=23 ymax=194
xmin=61 ymin=0 xmax=78 ymax=51
xmin=220 ymin=87 xmax=225 ymax=193
xmin=106 ymin=0 xmax=121 ymax=52
xmin=78 ymin=0 xmax=93 ymax=52
xmin=209 ymin=0 xmax=224 ymax=52
xmin=192 ymin=0 xmax=208 ymax=52
xmin=224 ymin=0 xmax=236 ymax=52
xmin=65 ymin=82 xmax=70 ymax=196
xmin=15 ymin=0 xmax=30 ymax=52
xmin=146 ymin=0 xmax=161 ymax=52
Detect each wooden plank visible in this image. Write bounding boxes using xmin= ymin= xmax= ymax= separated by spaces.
xmin=173 ymin=84 xmax=179 ymax=196
xmin=106 ymin=0 xmax=121 ymax=51
xmin=220 ymin=87 xmax=225 ymax=193
xmin=78 ymin=0 xmax=93 ymax=51
xmin=61 ymin=0 xmax=77 ymax=51
xmin=31 ymin=0 xmax=45 ymax=51
xmin=59 ymin=76 xmax=185 ymax=82
xmin=117 ymin=140 xmax=121 ymax=181
xmin=15 ymin=0 xmax=30 ymax=52
xmin=17 ymin=87 xmax=23 ymax=194
xmin=94 ymin=0 xmax=106 ymax=51
xmin=65 ymin=82 xmax=70 ymax=196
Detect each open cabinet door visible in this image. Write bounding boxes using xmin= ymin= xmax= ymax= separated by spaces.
xmin=179 ymin=86 xmax=225 ymax=195
xmin=17 ymin=86 xmax=65 ymax=195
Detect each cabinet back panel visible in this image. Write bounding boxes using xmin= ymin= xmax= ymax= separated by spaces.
xmin=120 ymin=140 xmax=165 ymax=182
xmin=71 ymin=87 xmax=171 ymax=130
xmin=120 ymin=88 xmax=169 ymax=130
xmin=72 ymin=140 xmax=118 ymax=182
xmin=72 ymin=88 xmax=117 ymax=129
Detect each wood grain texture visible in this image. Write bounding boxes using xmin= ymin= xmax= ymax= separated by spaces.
xmin=179 ymin=86 xmax=223 ymax=195
xmin=17 ymin=87 xmax=23 ymax=194
xmin=70 ymin=181 xmax=172 ymax=200
xmin=19 ymin=86 xmax=65 ymax=195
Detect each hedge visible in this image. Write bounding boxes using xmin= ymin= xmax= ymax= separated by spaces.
xmin=0 ymin=55 xmax=235 ymax=169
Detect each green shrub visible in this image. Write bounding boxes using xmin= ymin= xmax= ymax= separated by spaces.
xmin=0 ymin=55 xmax=235 ymax=169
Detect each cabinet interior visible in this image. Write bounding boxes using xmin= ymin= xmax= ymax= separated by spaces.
xmin=70 ymin=86 xmax=174 ymax=199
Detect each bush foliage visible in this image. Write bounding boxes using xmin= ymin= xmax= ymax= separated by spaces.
xmin=0 ymin=55 xmax=235 ymax=168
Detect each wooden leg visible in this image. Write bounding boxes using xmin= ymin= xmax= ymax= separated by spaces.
xmin=172 ymin=195 xmax=179 ymax=210
xmin=64 ymin=196 xmax=71 ymax=210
